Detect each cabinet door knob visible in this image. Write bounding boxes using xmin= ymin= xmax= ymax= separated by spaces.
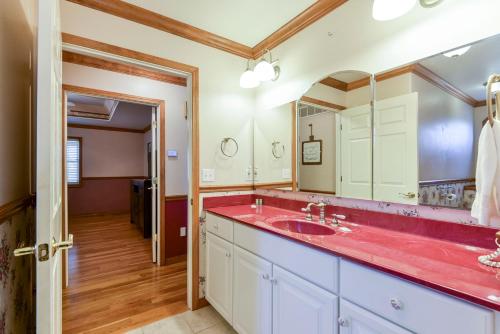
xmin=262 ymin=274 xmax=270 ymax=280
xmin=225 ymin=252 xmax=231 ymax=258
xmin=338 ymin=317 xmax=349 ymax=327
xmin=390 ymin=298 xmax=404 ymax=310
xmin=269 ymin=278 xmax=278 ymax=285
xmin=399 ymin=192 xmax=416 ymax=199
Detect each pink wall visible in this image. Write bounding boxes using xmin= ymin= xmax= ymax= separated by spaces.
xmin=67 ymin=127 xmax=147 ymax=216
xmin=165 ymin=197 xmax=188 ymax=258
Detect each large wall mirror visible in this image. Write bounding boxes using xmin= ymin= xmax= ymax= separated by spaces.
xmin=372 ymin=33 xmax=500 ymax=211
xmin=253 ymin=70 xmax=375 ymax=201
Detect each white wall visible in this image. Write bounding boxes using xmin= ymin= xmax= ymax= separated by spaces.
xmin=254 ymin=103 xmax=292 ymax=184
xmin=298 ymin=111 xmax=336 ymax=193
xmin=61 ymin=1 xmax=255 ymax=188
xmin=63 ymin=62 xmax=188 ymax=196
xmin=411 ymin=74 xmax=475 ymax=181
xmin=67 ymin=127 xmax=145 ymax=177
xmin=256 ymin=0 xmax=500 ymax=110
xmin=305 ymin=83 xmax=346 ymax=106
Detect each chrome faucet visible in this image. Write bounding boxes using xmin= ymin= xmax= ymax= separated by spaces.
xmin=301 ymin=201 xmax=327 ymax=224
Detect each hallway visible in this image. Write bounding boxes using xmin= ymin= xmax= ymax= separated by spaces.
xmin=63 ymin=214 xmax=188 ymax=333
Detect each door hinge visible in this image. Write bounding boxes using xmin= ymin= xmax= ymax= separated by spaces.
xmin=340 ymin=124 xmax=343 ymax=131
xmin=152 ymin=120 xmax=158 ymax=129
xmin=341 ymin=176 xmax=343 ymax=182
xmin=153 ymin=234 xmax=158 ymax=242
xmin=190 ymin=198 xmax=194 ymax=206
xmin=152 ymin=177 xmax=158 ymax=185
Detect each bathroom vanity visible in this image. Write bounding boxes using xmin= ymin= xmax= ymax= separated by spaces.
xmin=203 ymin=202 xmax=499 ymax=334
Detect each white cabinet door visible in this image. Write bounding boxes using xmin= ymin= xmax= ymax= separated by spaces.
xmin=233 ymin=246 xmax=273 ymax=334
xmin=373 ymin=93 xmax=418 ymax=204
xmin=339 ymin=299 xmax=412 ymax=334
xmin=340 ymin=104 xmax=373 ymax=200
xmin=206 ymin=232 xmax=233 ymax=324
xmin=272 ymin=265 xmax=338 ymax=334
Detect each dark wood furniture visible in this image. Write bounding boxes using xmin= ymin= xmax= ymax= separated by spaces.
xmin=130 ymin=179 xmax=152 ymax=238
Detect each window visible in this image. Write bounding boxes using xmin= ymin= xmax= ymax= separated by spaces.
xmin=67 ymin=137 xmax=82 ymax=186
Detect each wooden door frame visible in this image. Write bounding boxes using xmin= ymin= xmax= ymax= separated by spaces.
xmin=62 ymin=84 xmax=166 ymax=281
xmin=60 ymin=33 xmax=205 ymax=310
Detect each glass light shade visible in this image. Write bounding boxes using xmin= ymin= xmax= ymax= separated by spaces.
xmin=443 ymin=46 xmax=471 ymax=58
xmin=492 ymin=82 xmax=500 ymax=93
xmin=254 ymin=59 xmax=276 ymax=82
xmin=239 ymin=69 xmax=260 ymax=88
xmin=372 ymin=0 xmax=417 ymax=21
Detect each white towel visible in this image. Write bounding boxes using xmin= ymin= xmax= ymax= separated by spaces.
xmin=471 ymin=120 xmax=500 ymax=226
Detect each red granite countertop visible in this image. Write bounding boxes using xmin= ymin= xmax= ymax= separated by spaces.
xmin=207 ymin=204 xmax=500 ymax=311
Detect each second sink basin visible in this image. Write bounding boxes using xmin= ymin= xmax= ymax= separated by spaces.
xmin=267 ymin=219 xmax=335 ymax=235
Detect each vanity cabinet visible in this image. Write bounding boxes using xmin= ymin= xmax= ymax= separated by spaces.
xmin=272 ymin=265 xmax=338 ymax=334
xmin=339 ymin=299 xmax=412 ymax=334
xmin=233 ymin=246 xmax=272 ymax=334
xmin=204 ymin=213 xmax=497 ymax=334
xmin=205 ymin=232 xmax=233 ymax=324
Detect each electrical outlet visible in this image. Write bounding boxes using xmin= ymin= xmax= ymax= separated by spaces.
xmin=180 ymin=227 xmax=187 ymax=237
xmin=282 ymin=168 xmax=291 ymax=179
xmin=201 ymin=168 xmax=215 ymax=182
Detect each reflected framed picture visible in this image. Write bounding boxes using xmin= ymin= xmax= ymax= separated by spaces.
xmin=302 ymin=140 xmax=322 ymax=165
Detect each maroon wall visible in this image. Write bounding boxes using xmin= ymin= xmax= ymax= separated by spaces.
xmin=165 ymin=197 xmax=188 ymax=259
xmin=68 ymin=178 xmax=132 ymax=216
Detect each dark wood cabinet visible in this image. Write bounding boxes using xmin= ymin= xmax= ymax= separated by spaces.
xmin=130 ymin=179 xmax=152 ymax=238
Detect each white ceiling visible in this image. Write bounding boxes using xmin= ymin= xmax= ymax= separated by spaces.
xmin=419 ymin=34 xmax=500 ymax=101
xmin=68 ymin=94 xmax=152 ymax=130
xmin=122 ymin=0 xmax=316 ymax=47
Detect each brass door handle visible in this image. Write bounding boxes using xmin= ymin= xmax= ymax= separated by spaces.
xmin=399 ymin=192 xmax=416 ymax=199
xmin=14 ymin=243 xmax=35 ymax=257
xmin=52 ymin=234 xmax=74 ymax=256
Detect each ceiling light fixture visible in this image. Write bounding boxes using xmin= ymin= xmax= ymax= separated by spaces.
xmin=372 ymin=0 xmax=417 ymax=21
xmin=419 ymin=0 xmax=444 ymax=8
xmin=443 ymin=45 xmax=471 ymax=58
xmin=240 ymin=50 xmax=280 ymax=89
xmin=254 ymin=49 xmax=280 ymax=82
xmin=239 ymin=60 xmax=260 ymax=89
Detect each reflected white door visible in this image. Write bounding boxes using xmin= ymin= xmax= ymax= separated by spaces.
xmin=36 ymin=1 xmax=64 ymax=333
xmin=340 ymin=104 xmax=372 ymax=200
xmin=373 ymin=93 xmax=418 ymax=205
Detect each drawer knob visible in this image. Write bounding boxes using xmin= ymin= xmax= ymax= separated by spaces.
xmin=390 ymin=298 xmax=404 ymax=310
xmin=338 ymin=317 xmax=349 ymax=327
xmin=213 ymin=224 xmax=219 ymax=230
xmin=225 ymin=252 xmax=231 ymax=258
xmin=269 ymin=278 xmax=278 ymax=285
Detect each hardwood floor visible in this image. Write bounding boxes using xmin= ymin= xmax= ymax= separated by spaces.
xmin=63 ymin=214 xmax=188 ymax=334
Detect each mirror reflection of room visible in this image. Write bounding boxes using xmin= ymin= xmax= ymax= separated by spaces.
xmin=298 ymin=71 xmax=372 ymax=199
xmin=373 ymin=34 xmax=500 ymax=210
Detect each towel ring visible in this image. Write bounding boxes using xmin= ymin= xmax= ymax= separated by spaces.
xmin=220 ymin=137 xmax=238 ymax=158
xmin=478 ymin=231 xmax=500 ymax=268
xmin=272 ymin=141 xmax=285 ymax=159
xmin=486 ymin=74 xmax=500 ymax=126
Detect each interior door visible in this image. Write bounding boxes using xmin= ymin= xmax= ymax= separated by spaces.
xmin=373 ymin=93 xmax=418 ymax=204
xmin=151 ymin=106 xmax=159 ymax=262
xmin=340 ymin=104 xmax=373 ymax=200
xmin=36 ymin=1 xmax=64 ymax=332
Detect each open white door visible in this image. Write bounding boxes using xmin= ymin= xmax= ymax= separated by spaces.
xmin=340 ymin=104 xmax=373 ymax=200
xmin=36 ymin=1 xmax=67 ymax=333
xmin=151 ymin=106 xmax=160 ymax=263
xmin=373 ymin=92 xmax=418 ymax=204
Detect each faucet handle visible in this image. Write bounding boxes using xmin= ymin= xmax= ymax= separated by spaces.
xmin=301 ymin=207 xmax=310 ymax=213
xmin=332 ymin=214 xmax=346 ymax=220
xmin=301 ymin=207 xmax=313 ymax=221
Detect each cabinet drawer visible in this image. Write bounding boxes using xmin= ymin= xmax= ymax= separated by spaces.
xmin=206 ymin=213 xmax=233 ymax=242
xmin=340 ymin=260 xmax=494 ymax=334
xmin=234 ymin=222 xmax=339 ymax=293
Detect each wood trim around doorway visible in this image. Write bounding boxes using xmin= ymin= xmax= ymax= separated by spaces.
xmin=62 ymin=34 xmax=204 ymax=310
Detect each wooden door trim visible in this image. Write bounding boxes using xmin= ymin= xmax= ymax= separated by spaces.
xmin=291 ymin=102 xmax=297 ymax=191
xmin=300 ymin=96 xmax=346 ymax=111
xmin=62 ymin=87 xmax=167 ymax=271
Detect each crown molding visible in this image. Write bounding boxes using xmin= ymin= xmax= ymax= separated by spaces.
xmin=65 ymin=0 xmax=348 ymax=59
xmin=63 ymin=50 xmax=187 ymax=86
xmin=300 ymin=96 xmax=346 ymax=110
xmin=252 ymin=0 xmax=348 ymax=58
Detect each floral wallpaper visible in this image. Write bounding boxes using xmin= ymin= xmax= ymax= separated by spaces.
xmin=0 ymin=208 xmax=34 ymax=334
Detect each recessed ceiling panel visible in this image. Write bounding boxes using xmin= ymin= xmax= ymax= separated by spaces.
xmin=122 ymin=0 xmax=316 ymax=47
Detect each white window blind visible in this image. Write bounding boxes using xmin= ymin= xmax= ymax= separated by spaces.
xmin=67 ymin=138 xmax=81 ymax=185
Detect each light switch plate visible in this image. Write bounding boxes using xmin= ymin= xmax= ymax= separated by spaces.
xmin=201 ymin=168 xmax=216 ymax=182
xmin=180 ymin=227 xmax=186 ymax=237
xmin=282 ymin=168 xmax=291 ymax=179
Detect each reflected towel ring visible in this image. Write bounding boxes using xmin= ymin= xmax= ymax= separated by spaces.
xmin=221 ymin=137 xmax=238 ymax=158
xmin=272 ymin=141 xmax=285 ymax=159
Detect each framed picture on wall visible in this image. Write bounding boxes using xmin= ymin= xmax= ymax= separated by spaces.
xmin=302 ymin=140 xmax=322 ymax=165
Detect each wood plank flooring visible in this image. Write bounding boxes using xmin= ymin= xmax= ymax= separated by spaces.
xmin=63 ymin=214 xmax=188 ymax=334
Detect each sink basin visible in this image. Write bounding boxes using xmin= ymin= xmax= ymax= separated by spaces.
xmin=267 ymin=219 xmax=335 ymax=235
